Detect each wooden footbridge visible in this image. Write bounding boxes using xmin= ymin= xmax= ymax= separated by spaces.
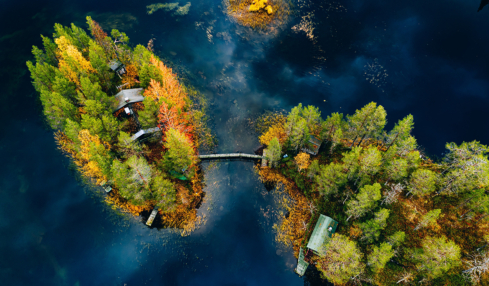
xmin=198 ymin=153 xmax=264 ymax=160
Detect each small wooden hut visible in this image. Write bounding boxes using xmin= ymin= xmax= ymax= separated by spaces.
xmin=295 ymin=214 xmax=338 ymax=276
xmin=109 ymin=60 xmax=126 ymax=76
xmin=301 ymin=135 xmax=322 ymax=156
xmin=113 ymin=88 xmax=144 ymax=113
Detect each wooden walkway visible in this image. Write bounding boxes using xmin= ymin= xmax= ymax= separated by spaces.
xmin=198 ymin=153 xmax=264 ymax=160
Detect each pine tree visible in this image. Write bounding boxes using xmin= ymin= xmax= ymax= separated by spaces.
xmin=385 ymin=158 xmax=409 ymax=182
xmin=359 ymin=146 xmax=382 ymax=177
xmin=410 ymin=236 xmax=461 ymax=279
xmin=408 ymin=169 xmax=438 ymax=197
xmin=342 ymin=146 xmax=362 ymax=179
xmin=346 ymin=183 xmax=382 ymax=221
xmin=26 ymin=61 xmax=57 ymax=93
xmin=285 ymin=104 xmax=310 ymax=150
xmin=151 ymin=175 xmax=176 ymax=210
xmin=316 ymin=163 xmax=347 ymax=197
xmin=301 ymin=105 xmax=321 ymax=134
xmin=347 ymin=102 xmax=386 ymax=146
xmin=360 ymin=208 xmax=390 ymax=242
xmin=368 ymin=242 xmax=395 ymax=273
xmin=267 ymin=137 xmax=281 ymax=167
xmin=39 ymin=90 xmax=78 ymax=129
xmin=415 ymin=209 xmax=442 ymax=231
xmin=163 ymin=128 xmax=196 ymax=173
xmin=385 ymin=115 xmax=414 ymax=152
xmin=321 ymin=112 xmax=344 ymax=142
xmin=387 ymin=231 xmax=406 ymax=247
xmin=317 ymin=234 xmax=365 ymax=285
xmin=307 ymin=159 xmax=320 ymax=179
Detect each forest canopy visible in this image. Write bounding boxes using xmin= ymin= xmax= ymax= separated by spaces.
xmin=27 ymin=18 xmax=212 ymax=231
xmin=258 ymin=102 xmax=489 ymax=285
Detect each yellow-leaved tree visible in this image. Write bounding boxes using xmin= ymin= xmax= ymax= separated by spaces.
xmin=76 ymin=129 xmax=111 ymax=184
xmin=294 ymin=152 xmax=310 ymax=172
xmin=55 ymin=36 xmax=95 ymax=87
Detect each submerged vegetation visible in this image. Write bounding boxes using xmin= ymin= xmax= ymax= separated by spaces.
xmin=27 ymin=18 xmax=212 ymax=232
xmin=226 ymin=0 xmax=291 ymax=29
xmin=258 ymin=103 xmax=489 ymax=284
xmin=146 ymin=2 xmax=191 ymax=16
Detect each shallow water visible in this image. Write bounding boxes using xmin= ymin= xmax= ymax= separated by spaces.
xmin=1 ymin=0 xmax=489 ymax=285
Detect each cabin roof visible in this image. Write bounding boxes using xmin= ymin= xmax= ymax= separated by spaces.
xmin=302 ymin=135 xmax=322 ymax=155
xmin=109 ymin=60 xmax=124 ymax=71
xmin=306 ymin=214 xmax=338 ymax=256
xmin=113 ymin=88 xmax=144 ymax=112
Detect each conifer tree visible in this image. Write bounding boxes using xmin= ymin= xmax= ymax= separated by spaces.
xmin=316 ymin=163 xmax=347 ymax=197
xmin=408 ymin=169 xmax=438 ymax=197
xmin=347 ymin=102 xmax=386 ymax=146
xmin=385 ymin=115 xmax=414 ymax=152
xmin=151 ymin=175 xmax=177 ymax=210
xmin=39 ymin=90 xmax=78 ymax=129
xmin=360 ymin=208 xmax=390 ymax=242
xmin=307 ymin=159 xmax=320 ymax=179
xmin=359 ymin=146 xmax=382 ymax=177
xmin=368 ymin=242 xmax=395 ymax=273
xmin=163 ymin=128 xmax=196 ymax=173
xmin=346 ymin=183 xmax=382 ymax=221
xmin=385 ymin=158 xmax=409 ymax=182
xmin=387 ymin=231 xmax=406 ymax=247
xmin=301 ymin=105 xmax=321 ymax=133
xmin=342 ymin=146 xmax=362 ymax=179
xmin=415 ymin=209 xmax=442 ymax=231
xmin=410 ymin=236 xmax=461 ymax=279
xmin=285 ymin=104 xmax=310 ymax=150
xmin=267 ymin=137 xmax=281 ymax=167
xmin=317 ymin=234 xmax=364 ymax=285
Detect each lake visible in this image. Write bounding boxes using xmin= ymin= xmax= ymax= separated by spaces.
xmin=1 ymin=0 xmax=489 ymax=285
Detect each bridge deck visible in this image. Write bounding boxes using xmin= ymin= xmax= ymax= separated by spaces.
xmin=199 ymin=153 xmax=264 ymax=160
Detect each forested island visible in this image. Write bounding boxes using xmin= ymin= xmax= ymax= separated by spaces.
xmin=27 ymin=18 xmax=213 ymax=233
xmin=257 ymin=103 xmax=489 ymax=285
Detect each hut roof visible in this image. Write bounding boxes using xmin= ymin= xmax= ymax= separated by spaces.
xmin=113 ymin=88 xmax=144 ymax=112
xmin=302 ymin=135 xmax=322 ymax=155
xmin=306 ymin=214 xmax=338 ymax=256
xmin=109 ymin=60 xmax=124 ymax=71
xmin=295 ymin=247 xmax=310 ymax=276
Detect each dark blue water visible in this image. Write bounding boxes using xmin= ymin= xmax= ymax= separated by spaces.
xmin=1 ymin=0 xmax=489 ymax=285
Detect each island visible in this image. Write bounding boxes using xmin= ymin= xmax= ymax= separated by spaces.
xmin=257 ymin=103 xmax=489 ymax=284
xmin=27 ymin=18 xmax=213 ymax=234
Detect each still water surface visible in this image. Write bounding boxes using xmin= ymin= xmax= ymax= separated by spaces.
xmin=1 ymin=0 xmax=489 ymax=285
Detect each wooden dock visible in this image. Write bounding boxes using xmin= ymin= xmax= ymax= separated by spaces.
xmin=198 ymin=153 xmax=264 ymax=160
xmin=146 ymin=208 xmax=158 ymax=226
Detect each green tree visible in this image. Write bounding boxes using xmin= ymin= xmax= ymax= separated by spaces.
xmin=415 ymin=209 xmax=442 ymax=231
xmin=117 ymin=131 xmax=142 ymax=158
xmin=267 ymin=137 xmax=281 ymax=167
xmin=441 ymin=141 xmax=489 ymax=195
xmin=410 ymin=236 xmax=461 ymax=279
xmin=387 ymin=231 xmax=406 ymax=247
xmin=368 ymin=242 xmax=395 ymax=273
xmin=39 ymin=90 xmax=78 ymax=129
xmin=321 ymin=112 xmax=344 ymax=142
xmin=342 ymin=146 xmax=362 ymax=179
xmin=285 ymin=104 xmax=310 ymax=150
xmin=359 ymin=146 xmax=382 ymax=177
xmin=385 ymin=115 xmax=414 ymax=152
xmin=347 ymin=102 xmax=386 ymax=146
xmin=385 ymin=158 xmax=409 ymax=182
xmin=460 ymin=191 xmax=489 ymax=221
xmin=307 ymin=159 xmax=320 ymax=179
xmin=408 ymin=169 xmax=438 ymax=197
xmin=346 ymin=183 xmax=382 ymax=221
xmin=151 ymin=175 xmax=176 ymax=210
xmin=316 ymin=163 xmax=347 ymax=197
xmin=360 ymin=208 xmax=390 ymax=243
xmin=317 ymin=234 xmax=364 ymax=284
xmin=89 ymin=40 xmax=113 ymax=90
xmin=163 ymin=128 xmax=196 ymax=172
xmin=26 ymin=61 xmax=57 ymax=93
xmin=301 ymin=105 xmax=321 ymax=133
xmin=138 ymin=97 xmax=160 ymax=129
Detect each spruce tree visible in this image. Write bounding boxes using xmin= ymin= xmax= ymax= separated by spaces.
xmin=360 ymin=208 xmax=390 ymax=243
xmin=368 ymin=242 xmax=395 ymax=273
xmin=346 ymin=183 xmax=382 ymax=221
xmin=151 ymin=175 xmax=176 ymax=210
xmin=267 ymin=137 xmax=281 ymax=167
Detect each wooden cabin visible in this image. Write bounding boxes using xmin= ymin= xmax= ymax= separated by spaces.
xmin=301 ymin=135 xmax=322 ymax=156
xmin=109 ymin=60 xmax=126 ymax=76
xmin=113 ymin=88 xmax=144 ymax=113
xmin=295 ymin=214 xmax=338 ymax=276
